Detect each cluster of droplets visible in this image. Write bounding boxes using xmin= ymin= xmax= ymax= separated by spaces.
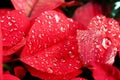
xmin=22 ymin=36 xmax=81 ymax=75
xmin=20 ymin=10 xmax=82 ymax=77
xmin=77 ymin=29 xmax=116 ymax=64
xmin=90 ymin=15 xmax=120 ymax=48
xmin=0 ymin=15 xmax=26 ymax=47
xmin=25 ymin=11 xmax=77 ymax=56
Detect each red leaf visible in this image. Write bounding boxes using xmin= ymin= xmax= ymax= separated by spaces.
xmin=20 ymin=10 xmax=82 ymax=79
xmin=25 ymin=65 xmax=82 ymax=80
xmin=77 ymin=30 xmax=117 ymax=65
xmin=77 ymin=15 xmax=120 ymax=65
xmin=21 ymin=36 xmax=82 ymax=75
xmin=73 ymin=2 xmax=102 ymax=28
xmin=3 ymin=55 xmax=13 ymax=63
xmin=91 ymin=63 xmax=120 ymax=80
xmin=21 ymin=10 xmax=79 ymax=57
xmin=11 ymin=0 xmax=64 ymax=17
xmin=0 ymin=10 xmax=30 ymax=56
xmin=0 ymin=8 xmax=13 ymax=16
xmin=89 ymin=15 xmax=120 ymax=51
xmin=3 ymin=74 xmax=20 ymax=80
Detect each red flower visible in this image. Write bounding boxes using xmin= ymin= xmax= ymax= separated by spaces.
xmin=0 ymin=0 xmax=119 ymax=80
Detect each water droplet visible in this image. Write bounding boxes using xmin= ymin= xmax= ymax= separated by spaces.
xmin=44 ymin=44 xmax=48 ymax=48
xmin=10 ymin=28 xmax=13 ymax=32
xmin=60 ymin=27 xmax=66 ymax=32
xmin=0 ymin=20 xmax=4 ymax=22
xmin=44 ymin=20 xmax=48 ymax=23
xmin=41 ymin=61 xmax=44 ymax=64
xmin=61 ymin=58 xmax=66 ymax=63
xmin=102 ymin=38 xmax=112 ymax=49
xmin=68 ymin=51 xmax=75 ymax=58
xmin=45 ymin=61 xmax=48 ymax=64
xmin=14 ymin=28 xmax=17 ymax=31
xmin=74 ymin=66 xmax=79 ymax=69
xmin=37 ymin=20 xmax=41 ymax=23
xmin=69 ymin=64 xmax=72 ymax=67
xmin=53 ymin=58 xmax=58 ymax=62
xmin=76 ymin=60 xmax=81 ymax=64
xmin=84 ymin=62 xmax=87 ymax=65
xmin=97 ymin=59 xmax=100 ymax=62
xmin=118 ymin=34 xmax=120 ymax=38
xmin=71 ymin=47 xmax=75 ymax=50
xmin=8 ymin=22 xmax=12 ymax=26
xmin=53 ymin=63 xmax=57 ymax=66
xmin=45 ymin=54 xmax=48 ymax=57
xmin=48 ymin=16 xmax=52 ymax=19
xmin=68 ymin=18 xmax=73 ymax=22
xmin=19 ymin=11 xmax=22 ymax=14
xmin=30 ymin=62 xmax=34 ymax=67
xmin=55 ymin=14 xmax=60 ymax=23
xmin=2 ymin=38 xmax=6 ymax=41
xmin=38 ymin=34 xmax=42 ymax=38
xmin=48 ymin=21 xmax=51 ymax=24
xmin=96 ymin=45 xmax=100 ymax=48
xmin=13 ymin=36 xmax=16 ymax=39
xmin=41 ymin=33 xmax=45 ymax=37
xmin=31 ymin=30 xmax=35 ymax=33
xmin=112 ymin=33 xmax=117 ymax=37
xmin=43 ymin=58 xmax=46 ymax=61
xmin=106 ymin=56 xmax=115 ymax=64
xmin=47 ymin=67 xmax=53 ymax=73
xmin=11 ymin=19 xmax=16 ymax=23
xmin=53 ymin=39 xmax=57 ymax=43
xmin=32 ymin=35 xmax=35 ymax=38
xmin=7 ymin=16 xmax=11 ymax=19
xmin=34 ymin=60 xmax=38 ymax=64
xmin=38 ymin=45 xmax=41 ymax=48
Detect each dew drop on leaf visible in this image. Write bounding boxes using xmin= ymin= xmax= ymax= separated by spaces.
xmin=68 ymin=50 xmax=75 ymax=58
xmin=47 ymin=67 xmax=53 ymax=73
xmin=61 ymin=58 xmax=66 ymax=63
xmin=54 ymin=14 xmax=60 ymax=23
xmin=8 ymin=22 xmax=12 ymax=26
xmin=60 ymin=27 xmax=66 ymax=32
xmin=102 ymin=38 xmax=112 ymax=49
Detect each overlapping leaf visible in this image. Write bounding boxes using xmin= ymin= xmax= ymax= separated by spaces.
xmin=11 ymin=0 xmax=64 ymax=17
xmin=91 ymin=63 xmax=120 ymax=80
xmin=0 ymin=10 xmax=30 ymax=56
xmin=20 ymin=10 xmax=82 ymax=79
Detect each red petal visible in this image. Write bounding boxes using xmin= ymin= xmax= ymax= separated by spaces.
xmin=0 ymin=8 xmax=12 ymax=16
xmin=73 ymin=2 xmax=102 ymax=28
xmin=11 ymin=0 xmax=64 ymax=17
xmin=3 ymin=74 xmax=20 ymax=80
xmin=26 ymin=65 xmax=82 ymax=80
xmin=21 ymin=10 xmax=79 ymax=57
xmin=91 ymin=63 xmax=120 ymax=80
xmin=20 ymin=10 xmax=82 ymax=79
xmin=77 ymin=15 xmax=120 ymax=65
xmin=21 ymin=36 xmax=82 ymax=76
xmin=3 ymin=55 xmax=13 ymax=63
xmin=0 ymin=10 xmax=30 ymax=56
xmin=77 ymin=30 xmax=117 ymax=65
xmin=88 ymin=15 xmax=120 ymax=49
